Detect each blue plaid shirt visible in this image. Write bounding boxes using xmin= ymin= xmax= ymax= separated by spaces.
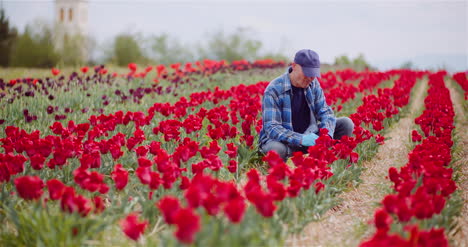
xmin=259 ymin=67 xmax=336 ymax=147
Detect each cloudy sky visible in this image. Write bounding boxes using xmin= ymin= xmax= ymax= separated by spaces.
xmin=2 ymin=0 xmax=467 ymax=71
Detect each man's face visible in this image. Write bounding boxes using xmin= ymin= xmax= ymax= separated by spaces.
xmin=291 ymin=63 xmax=316 ymax=88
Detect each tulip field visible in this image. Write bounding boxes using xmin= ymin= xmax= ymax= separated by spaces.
xmin=0 ymin=60 xmax=466 ymax=246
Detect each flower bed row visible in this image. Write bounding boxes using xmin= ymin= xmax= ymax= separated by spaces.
xmin=360 ymin=71 xmax=460 ymax=246
xmin=451 ymin=71 xmax=467 ymax=99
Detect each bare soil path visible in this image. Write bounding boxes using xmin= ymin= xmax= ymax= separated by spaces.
xmin=285 ymin=79 xmax=428 ymax=247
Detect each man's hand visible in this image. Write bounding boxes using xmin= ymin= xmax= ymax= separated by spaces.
xmin=302 ymin=133 xmax=319 ymax=146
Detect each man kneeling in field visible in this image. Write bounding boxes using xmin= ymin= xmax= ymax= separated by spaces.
xmin=258 ymin=49 xmax=354 ymax=161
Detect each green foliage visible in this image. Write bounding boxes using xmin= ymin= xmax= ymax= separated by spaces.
xmin=4 ymin=16 xmax=94 ymax=67
xmin=399 ymin=61 xmax=414 ymax=69
xmin=198 ymin=28 xmax=262 ymax=62
xmin=149 ymin=33 xmax=195 ymax=64
xmin=55 ymin=32 xmax=91 ymax=67
xmin=0 ymin=202 xmax=109 ymax=247
xmin=259 ymin=52 xmax=289 ymax=62
xmin=334 ymin=55 xmax=352 ymax=66
xmin=6 ymin=22 xmax=291 ymax=68
xmin=334 ymin=53 xmax=373 ymax=71
xmin=0 ymin=9 xmax=18 ymax=67
xmin=107 ymin=33 xmax=151 ymax=66
xmin=10 ymin=21 xmax=59 ymax=68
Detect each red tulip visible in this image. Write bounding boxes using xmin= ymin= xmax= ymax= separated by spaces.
xmin=51 ymin=68 xmax=60 ymax=76
xmin=93 ymin=196 xmax=105 ymax=213
xmin=120 ymin=213 xmax=148 ymax=241
xmin=0 ymin=163 xmax=10 ymax=183
xmin=314 ymin=182 xmax=325 ymax=193
xmin=249 ymin=189 xmax=276 ymax=217
xmin=411 ymin=130 xmax=422 ymax=142
xmin=223 ymin=197 xmax=246 ymax=223
xmin=111 ymin=164 xmax=129 ymax=190
xmin=60 ymin=186 xmax=91 ymax=216
xmin=157 ymin=196 xmax=181 ymax=224
xmin=30 ymin=153 xmax=46 ymax=170
xmin=266 ymin=176 xmax=286 ymax=201
xmin=179 ymin=176 xmax=190 ymax=190
xmin=375 ymin=134 xmax=385 ymax=145
xmin=137 ymin=157 xmax=152 ymax=167
xmin=14 ymin=176 xmax=44 ymax=200
xmin=128 ymin=63 xmax=137 ymax=72
xmin=374 ymin=208 xmax=392 ymax=231
xmin=47 ymin=179 xmax=66 ymax=200
xmin=173 ymin=208 xmax=200 ymax=244
xmin=227 ymin=160 xmax=237 ymax=173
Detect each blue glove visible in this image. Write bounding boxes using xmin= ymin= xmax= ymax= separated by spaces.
xmin=302 ymin=133 xmax=319 ymax=146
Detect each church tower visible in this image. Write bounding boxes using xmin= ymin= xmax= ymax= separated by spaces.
xmin=54 ymin=0 xmax=89 ymax=63
xmin=55 ymin=0 xmax=88 ymax=37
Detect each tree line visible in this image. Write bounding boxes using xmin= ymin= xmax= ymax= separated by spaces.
xmin=0 ymin=10 xmax=289 ymax=68
xmin=0 ymin=9 xmax=375 ymax=69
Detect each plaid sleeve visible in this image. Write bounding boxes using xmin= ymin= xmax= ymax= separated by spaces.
xmin=262 ymin=92 xmax=303 ymax=146
xmin=313 ymin=82 xmax=336 ymax=137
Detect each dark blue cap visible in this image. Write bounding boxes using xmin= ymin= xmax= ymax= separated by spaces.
xmin=294 ymin=49 xmax=320 ymax=77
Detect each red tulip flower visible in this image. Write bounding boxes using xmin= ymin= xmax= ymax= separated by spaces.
xmin=14 ymin=176 xmax=44 ymax=200
xmin=157 ymin=196 xmax=181 ymax=224
xmin=374 ymin=208 xmax=392 ymax=231
xmin=223 ymin=197 xmax=246 ymax=223
xmin=93 ymin=196 xmax=105 ymax=213
xmin=111 ymin=164 xmax=129 ymax=190
xmin=173 ymin=208 xmax=201 ymax=244
xmin=47 ymin=179 xmax=66 ymax=200
xmin=51 ymin=68 xmax=60 ymax=76
xmin=120 ymin=213 xmax=148 ymax=241
xmin=225 ymin=143 xmax=238 ymax=158
xmin=128 ymin=63 xmax=137 ymax=72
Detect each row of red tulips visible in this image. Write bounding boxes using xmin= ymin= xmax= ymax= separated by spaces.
xmin=451 ymin=71 xmax=467 ymax=99
xmin=361 ymin=71 xmax=457 ymax=246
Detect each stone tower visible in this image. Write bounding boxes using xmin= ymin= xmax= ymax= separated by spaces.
xmin=55 ymin=0 xmax=88 ymax=36
xmin=54 ymin=0 xmax=89 ymax=63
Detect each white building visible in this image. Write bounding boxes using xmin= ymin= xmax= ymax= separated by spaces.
xmin=55 ymin=0 xmax=88 ymax=36
xmin=54 ymin=0 xmax=89 ymax=63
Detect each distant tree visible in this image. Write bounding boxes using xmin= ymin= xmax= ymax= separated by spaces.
xmin=107 ymin=33 xmax=150 ymax=66
xmin=334 ymin=55 xmax=352 ymax=66
xmin=0 ymin=9 xmax=18 ymax=66
xmin=259 ymin=52 xmax=289 ymax=61
xmin=399 ymin=61 xmax=414 ymax=69
xmin=54 ymin=33 xmax=88 ymax=66
xmin=54 ymin=21 xmax=96 ymax=66
xmin=352 ymin=53 xmax=371 ymax=69
xmin=334 ymin=53 xmax=373 ymax=70
xmin=198 ymin=27 xmax=262 ymax=62
xmin=10 ymin=21 xmax=58 ymax=68
xmin=148 ymin=33 xmax=194 ymax=65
